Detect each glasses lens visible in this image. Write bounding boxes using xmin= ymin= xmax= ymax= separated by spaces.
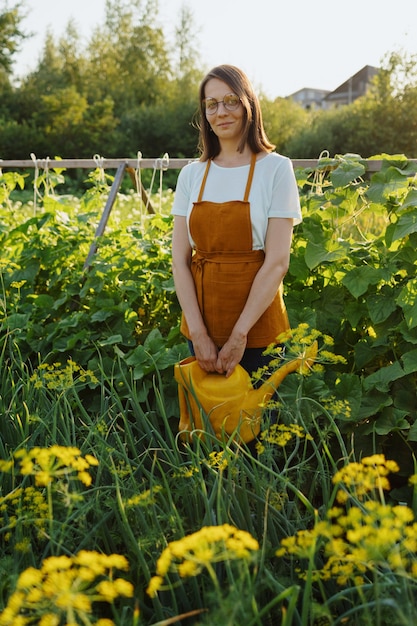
xmin=204 ymin=98 xmax=218 ymax=114
xmin=223 ymin=94 xmax=240 ymax=110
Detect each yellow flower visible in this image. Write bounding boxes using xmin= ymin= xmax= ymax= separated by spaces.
xmin=147 ymin=575 xmax=164 ymax=598
xmin=17 ymin=568 xmax=43 ymax=589
xmin=275 ymin=455 xmax=417 ymax=586
xmin=77 ymin=471 xmax=92 ymax=486
xmin=39 ymin=614 xmax=60 ymax=626
xmin=0 ymin=550 xmax=132 ymax=623
xmin=148 ymin=524 xmax=259 ymax=597
xmin=333 ymin=454 xmax=399 ymax=501
xmin=126 ymin=485 xmax=163 ymax=508
xmin=206 ymin=451 xmax=228 ymax=470
xmin=178 ymin=561 xmax=200 ymax=578
xmin=257 ymin=422 xmax=311 ymax=452
xmin=96 ymin=579 xmax=134 ymax=602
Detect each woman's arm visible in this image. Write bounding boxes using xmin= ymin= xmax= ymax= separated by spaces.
xmin=171 ymin=215 xmax=220 ymax=371
xmin=217 ymin=217 xmax=294 ymax=377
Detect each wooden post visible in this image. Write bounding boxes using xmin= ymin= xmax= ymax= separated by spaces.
xmin=83 ymin=162 xmax=127 ymax=271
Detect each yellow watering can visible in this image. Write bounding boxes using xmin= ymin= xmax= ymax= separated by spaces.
xmin=175 ymin=341 xmax=318 ymax=443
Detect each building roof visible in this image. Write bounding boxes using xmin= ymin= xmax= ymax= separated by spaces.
xmin=323 ymin=65 xmax=379 ymax=103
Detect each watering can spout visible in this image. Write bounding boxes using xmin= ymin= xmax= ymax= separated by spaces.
xmin=175 ymin=341 xmax=318 ymax=443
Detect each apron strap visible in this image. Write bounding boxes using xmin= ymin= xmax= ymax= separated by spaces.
xmin=243 ymin=153 xmax=257 ymax=202
xmin=197 ymin=153 xmax=257 ymax=202
xmin=197 ymin=160 xmax=212 ymax=202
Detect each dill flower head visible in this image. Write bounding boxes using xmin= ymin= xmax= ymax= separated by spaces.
xmin=256 ymin=422 xmax=313 ymax=455
xmin=276 ymin=455 xmax=417 ymax=586
xmin=5 ymin=446 xmax=99 ymax=487
xmin=0 ymin=486 xmax=49 ymax=550
xmin=273 ymin=323 xmax=346 ymax=369
xmin=205 ymin=451 xmax=228 ymax=471
xmin=126 ymin=484 xmax=163 ymax=508
xmin=30 ymin=359 xmax=98 ymax=391
xmin=147 ymin=524 xmax=259 ymax=598
xmin=333 ymin=454 xmax=399 ymax=502
xmin=0 ymin=551 xmax=133 ymax=626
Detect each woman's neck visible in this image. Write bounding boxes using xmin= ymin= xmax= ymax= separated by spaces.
xmin=213 ymin=145 xmax=253 ymax=167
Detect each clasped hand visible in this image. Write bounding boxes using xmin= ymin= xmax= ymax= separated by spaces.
xmin=193 ymin=332 xmax=247 ymax=378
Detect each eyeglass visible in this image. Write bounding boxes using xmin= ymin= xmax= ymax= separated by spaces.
xmin=202 ymin=93 xmax=241 ymax=115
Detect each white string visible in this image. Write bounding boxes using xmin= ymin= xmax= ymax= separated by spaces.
xmin=158 ymin=153 xmax=169 ymax=211
xmin=311 ymin=149 xmax=330 ymax=195
xmin=30 ymin=152 xmax=40 ymax=214
xmin=43 ymin=156 xmax=55 ymax=197
xmin=134 ymin=151 xmax=143 ymax=210
xmin=93 ymin=154 xmax=106 ymax=183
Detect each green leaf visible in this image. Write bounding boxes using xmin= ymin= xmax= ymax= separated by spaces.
xmin=367 ymin=167 xmax=410 ymax=203
xmin=374 ymin=407 xmax=410 ymax=435
xmin=396 ymin=279 xmax=417 ymax=329
xmin=27 ymin=294 xmax=55 ymax=308
xmin=333 ymin=373 xmax=362 ymax=417
xmin=289 ymin=254 xmax=310 ymax=281
xmin=304 ymin=240 xmax=348 ymax=269
xmin=342 ymin=266 xmax=387 ymax=298
xmin=356 ymin=389 xmax=393 ymax=420
xmin=398 ymin=321 xmax=417 ymax=345
xmin=407 ymin=421 xmax=417 ymax=442
xmin=354 ymin=340 xmax=386 ymax=369
xmin=391 ymin=210 xmax=417 ymax=242
xmin=99 ymin=334 xmax=123 ymax=346
xmin=54 ymin=330 xmax=89 ymax=351
xmin=366 ymin=292 xmax=397 ymax=324
xmin=330 ymin=161 xmax=366 ymax=187
xmin=400 ymin=188 xmax=417 ymax=210
xmin=91 ymin=310 xmax=114 ymax=322
xmin=363 ymin=361 xmax=405 ymax=392
xmin=4 ymin=313 xmax=30 ymax=330
xmin=401 ymin=348 xmax=417 ymax=374
xmin=345 ymin=300 xmax=365 ymax=327
xmin=143 ymin=328 xmax=165 ymax=352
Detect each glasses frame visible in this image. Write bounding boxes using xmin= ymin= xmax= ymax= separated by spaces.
xmin=202 ymin=93 xmax=241 ymax=115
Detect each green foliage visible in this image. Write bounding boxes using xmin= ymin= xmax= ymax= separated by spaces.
xmin=284 ymin=153 xmax=417 ymax=479
xmin=2 ymin=155 xmax=417 ymax=624
xmin=0 ymin=167 xmax=186 ymax=417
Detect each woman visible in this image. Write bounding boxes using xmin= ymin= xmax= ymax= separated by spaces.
xmin=171 ymin=64 xmax=302 ymax=380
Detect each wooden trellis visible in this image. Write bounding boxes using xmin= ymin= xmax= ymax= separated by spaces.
xmin=0 ymin=156 xmax=194 ymax=270
xmin=1 ymin=156 xmax=416 ymax=270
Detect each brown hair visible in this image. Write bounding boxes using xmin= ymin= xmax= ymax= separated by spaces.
xmin=197 ymin=64 xmax=275 ymax=161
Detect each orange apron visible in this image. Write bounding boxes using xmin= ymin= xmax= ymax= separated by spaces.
xmin=180 ymin=153 xmax=289 ymax=348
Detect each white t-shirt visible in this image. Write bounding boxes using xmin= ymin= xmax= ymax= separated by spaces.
xmin=171 ymin=152 xmax=302 ymax=250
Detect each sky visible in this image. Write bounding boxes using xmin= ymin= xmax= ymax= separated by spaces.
xmin=14 ymin=0 xmax=417 ymax=99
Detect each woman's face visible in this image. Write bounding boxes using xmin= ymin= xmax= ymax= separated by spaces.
xmin=203 ymin=78 xmax=244 ymax=143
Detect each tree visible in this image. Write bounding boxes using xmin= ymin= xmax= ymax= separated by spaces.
xmin=85 ymin=0 xmax=171 ymax=113
xmin=260 ymin=95 xmax=308 ymax=155
xmin=173 ymin=3 xmax=202 ymax=81
xmin=0 ymin=0 xmax=27 ymax=75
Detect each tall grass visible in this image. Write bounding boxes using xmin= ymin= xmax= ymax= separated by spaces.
xmin=1 ymin=327 xmax=417 ymax=625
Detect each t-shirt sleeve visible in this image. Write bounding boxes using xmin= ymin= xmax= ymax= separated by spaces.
xmin=269 ymin=157 xmax=302 ymax=224
xmin=171 ymin=165 xmax=192 ymax=216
